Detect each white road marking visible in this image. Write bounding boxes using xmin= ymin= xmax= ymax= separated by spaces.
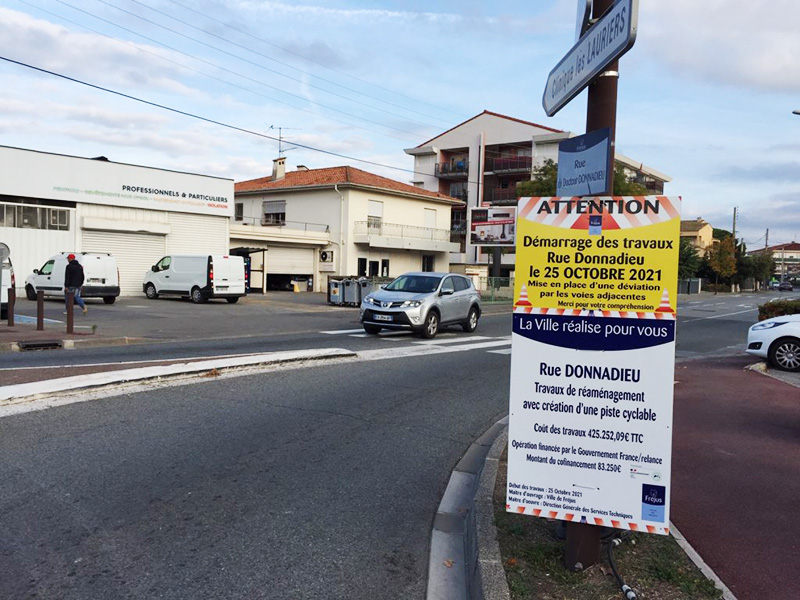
xmin=359 ymin=339 xmax=511 ymax=361
xmin=681 ymin=307 xmax=758 ymax=323
xmin=412 ymin=336 xmax=492 ymax=345
xmin=487 ymin=348 xmax=512 ymax=355
xmin=11 ymin=315 xmax=62 ymax=324
xmin=320 ymin=328 xmax=364 ymax=335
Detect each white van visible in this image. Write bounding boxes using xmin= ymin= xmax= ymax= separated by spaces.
xmin=143 ymin=255 xmax=246 ymax=304
xmin=1 ymin=255 xmax=14 ymax=320
xmin=25 ymin=252 xmax=120 ymax=304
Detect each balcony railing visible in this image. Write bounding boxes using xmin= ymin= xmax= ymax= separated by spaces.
xmin=354 ymin=221 xmax=451 ymax=242
xmin=435 ymin=161 xmax=469 ymax=178
xmin=488 ymin=188 xmax=519 ymax=202
xmin=449 ymin=188 xmax=468 ymax=202
xmin=485 ymin=156 xmax=532 ymax=173
xmin=234 ymin=217 xmax=330 ymax=233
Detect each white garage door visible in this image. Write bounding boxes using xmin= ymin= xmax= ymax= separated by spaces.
xmin=267 ymin=246 xmax=314 ymax=274
xmin=81 ymin=231 xmax=166 ymax=296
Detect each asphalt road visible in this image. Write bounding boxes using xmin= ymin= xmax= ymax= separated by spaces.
xmin=0 ymin=337 xmax=511 ymax=599
xmin=1 ymin=290 xmax=797 ymax=599
xmin=2 ymin=290 xmax=790 ymax=373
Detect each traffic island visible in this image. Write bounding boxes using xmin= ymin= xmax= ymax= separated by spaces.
xmin=491 ymin=448 xmax=725 ymax=600
xmin=0 ymin=348 xmax=357 ymax=409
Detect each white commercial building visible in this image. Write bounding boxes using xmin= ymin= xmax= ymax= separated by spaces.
xmin=0 ymin=146 xmax=233 ymax=296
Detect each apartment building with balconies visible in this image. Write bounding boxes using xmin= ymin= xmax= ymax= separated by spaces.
xmin=405 ymin=111 xmax=670 ymax=276
xmin=232 ymin=158 xmax=462 ymax=292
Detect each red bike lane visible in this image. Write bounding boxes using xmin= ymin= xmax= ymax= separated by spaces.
xmin=671 ymin=355 xmax=799 ymax=599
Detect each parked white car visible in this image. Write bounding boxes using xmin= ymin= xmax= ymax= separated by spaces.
xmin=143 ymin=254 xmax=246 ymax=304
xmin=25 ymin=252 xmax=120 ymax=304
xmin=746 ymin=314 xmax=800 ymax=372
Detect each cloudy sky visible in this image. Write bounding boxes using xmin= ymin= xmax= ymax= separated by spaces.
xmin=0 ymin=0 xmax=798 ymax=247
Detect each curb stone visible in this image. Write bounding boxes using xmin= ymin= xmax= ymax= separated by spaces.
xmin=0 ymin=348 xmax=356 ymax=406
xmin=3 ymin=336 xmax=148 ymax=353
xmin=475 ymin=428 xmax=511 ymax=600
xmin=426 ymin=416 xmax=508 ymax=600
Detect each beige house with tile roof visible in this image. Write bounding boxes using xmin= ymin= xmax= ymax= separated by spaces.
xmin=680 ymin=218 xmax=715 ymax=256
xmin=232 ymin=158 xmax=463 ymax=292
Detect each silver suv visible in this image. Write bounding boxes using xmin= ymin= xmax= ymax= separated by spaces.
xmin=360 ymin=272 xmax=481 ymax=338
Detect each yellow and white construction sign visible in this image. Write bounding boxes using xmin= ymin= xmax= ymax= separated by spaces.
xmin=506 ymin=196 xmax=681 ymax=535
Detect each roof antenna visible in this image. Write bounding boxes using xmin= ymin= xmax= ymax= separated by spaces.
xmin=268 ymin=125 xmax=301 ymax=157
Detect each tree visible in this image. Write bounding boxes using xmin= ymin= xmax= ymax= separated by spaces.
xmin=678 ymin=238 xmax=701 ymax=279
xmin=516 ymin=159 xmax=557 ymax=196
xmin=611 ymin=164 xmax=651 ymax=195
xmin=750 ymin=250 xmax=776 ymax=286
xmin=707 ymin=236 xmax=737 ymax=290
xmin=516 ymin=159 xmax=651 ymax=197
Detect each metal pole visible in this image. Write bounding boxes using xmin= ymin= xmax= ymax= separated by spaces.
xmin=586 ymin=0 xmax=618 ymax=194
xmin=566 ymin=0 xmax=617 ymax=571
xmin=66 ymin=290 xmax=74 ymax=334
xmin=7 ymin=288 xmax=14 ymax=327
xmin=37 ymin=290 xmax=44 ymax=331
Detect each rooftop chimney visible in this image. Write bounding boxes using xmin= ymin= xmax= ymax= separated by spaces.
xmin=272 ymin=157 xmax=286 ymax=181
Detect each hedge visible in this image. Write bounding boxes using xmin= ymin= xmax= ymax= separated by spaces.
xmin=757 ymin=299 xmax=800 ymax=321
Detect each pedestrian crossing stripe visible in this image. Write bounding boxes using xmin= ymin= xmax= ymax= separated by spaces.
xmin=318 ymin=328 xmax=512 ymax=355
xmin=320 ymin=328 xmax=364 ymax=335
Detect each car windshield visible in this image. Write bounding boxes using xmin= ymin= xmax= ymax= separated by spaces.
xmin=384 ymin=275 xmax=442 ymax=293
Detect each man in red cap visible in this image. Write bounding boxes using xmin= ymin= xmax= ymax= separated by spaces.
xmin=64 ymin=253 xmax=87 ymax=314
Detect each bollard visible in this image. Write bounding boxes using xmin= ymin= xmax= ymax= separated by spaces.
xmin=66 ymin=290 xmax=74 ymax=334
xmin=37 ymin=290 xmax=44 ymax=331
xmin=6 ymin=287 xmax=14 ymax=327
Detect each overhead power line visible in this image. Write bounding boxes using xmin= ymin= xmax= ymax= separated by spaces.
xmin=17 ymin=0 xmax=419 ymax=144
xmin=1 ymin=55 xmax=503 ymax=191
xmin=95 ymin=0 xmax=445 ymax=131
xmin=48 ymin=0 xmax=426 ymax=139
xmin=0 ymin=55 xmax=426 ymax=175
xmin=162 ymin=0 xmax=466 ymax=124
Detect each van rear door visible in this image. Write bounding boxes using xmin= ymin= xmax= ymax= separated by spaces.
xmin=210 ymin=256 xmax=245 ymax=295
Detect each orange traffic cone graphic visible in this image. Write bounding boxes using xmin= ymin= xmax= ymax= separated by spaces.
xmin=515 ymin=285 xmax=532 ymax=308
xmin=655 ymin=288 xmax=674 ymax=313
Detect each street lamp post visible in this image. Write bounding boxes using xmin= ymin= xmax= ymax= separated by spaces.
xmin=794 ymin=110 xmax=800 ymax=115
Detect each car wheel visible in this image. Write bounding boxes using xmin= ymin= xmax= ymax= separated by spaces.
xmin=145 ymin=283 xmax=159 ymax=299
xmin=420 ymin=311 xmax=439 ymax=339
xmin=103 ymin=296 xmax=116 ymax=305
xmin=363 ymin=324 xmax=381 ymax=335
xmin=462 ymin=307 xmax=479 ymax=333
xmin=768 ymin=337 xmax=800 ymax=372
xmin=226 ymin=297 xmax=239 ymax=304
xmin=25 ymin=285 xmax=37 ymax=301
xmin=190 ymin=287 xmax=206 ymax=304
